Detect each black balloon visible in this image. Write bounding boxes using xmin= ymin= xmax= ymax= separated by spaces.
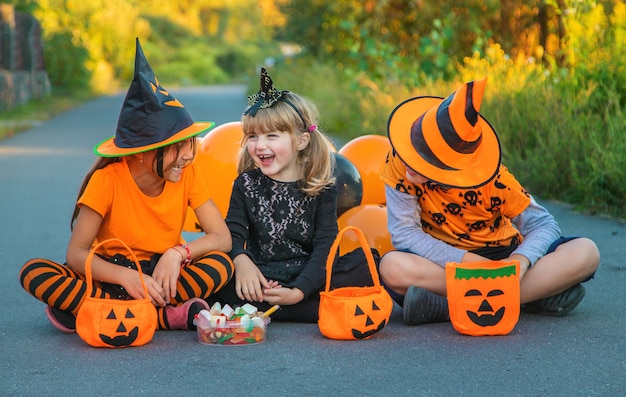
xmin=332 ymin=152 xmax=363 ymax=217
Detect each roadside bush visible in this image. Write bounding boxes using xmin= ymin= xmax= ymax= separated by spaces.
xmin=275 ymin=49 xmax=625 ymax=219
xmin=43 ymin=32 xmax=90 ymax=89
xmin=456 ymin=46 xmax=626 ymax=218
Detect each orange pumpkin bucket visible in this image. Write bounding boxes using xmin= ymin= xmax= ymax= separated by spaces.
xmin=445 ymin=260 xmax=520 ymax=336
xmin=318 ymin=226 xmax=393 ymax=340
xmin=76 ymin=239 xmax=158 ymax=348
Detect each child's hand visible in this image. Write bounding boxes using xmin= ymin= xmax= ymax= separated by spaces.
xmin=461 ymin=251 xmax=490 ymax=263
xmin=508 ymin=254 xmax=531 ymax=280
xmin=234 ymin=254 xmax=269 ymax=302
xmin=262 ymin=287 xmax=304 ymax=306
xmin=121 ymin=271 xmax=167 ymax=307
xmin=152 ymin=248 xmax=184 ymax=301
xmin=266 ymin=280 xmax=281 ymax=289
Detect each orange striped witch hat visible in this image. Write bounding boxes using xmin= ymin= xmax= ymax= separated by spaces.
xmin=387 ymin=78 xmax=501 ymax=188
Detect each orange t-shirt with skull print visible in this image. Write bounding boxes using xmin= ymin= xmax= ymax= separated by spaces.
xmin=78 ymin=158 xmax=211 ymax=261
xmin=380 ymin=150 xmax=531 ymax=250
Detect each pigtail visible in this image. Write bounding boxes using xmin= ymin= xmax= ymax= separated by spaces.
xmin=299 ymin=124 xmax=335 ymax=195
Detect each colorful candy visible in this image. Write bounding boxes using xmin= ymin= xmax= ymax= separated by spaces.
xmin=193 ymin=303 xmax=274 ymax=346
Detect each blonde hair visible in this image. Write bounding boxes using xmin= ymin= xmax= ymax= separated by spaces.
xmin=239 ymin=92 xmax=335 ymax=196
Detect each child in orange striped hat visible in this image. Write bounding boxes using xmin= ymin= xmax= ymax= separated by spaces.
xmin=379 ymin=78 xmax=600 ymax=325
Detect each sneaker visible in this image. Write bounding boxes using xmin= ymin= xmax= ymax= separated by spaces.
xmin=522 ymin=284 xmax=586 ymax=317
xmin=45 ymin=306 xmax=76 ymax=334
xmin=403 ymin=286 xmax=449 ymax=325
xmin=164 ymin=298 xmax=209 ymax=330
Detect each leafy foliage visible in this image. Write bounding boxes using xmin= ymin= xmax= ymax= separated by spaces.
xmin=26 ymin=0 xmax=276 ymax=93
xmin=273 ymin=0 xmax=626 ymax=218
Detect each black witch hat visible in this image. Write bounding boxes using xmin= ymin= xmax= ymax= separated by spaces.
xmin=94 ymin=38 xmax=213 ymax=157
xmin=243 ymin=66 xmax=307 ymax=130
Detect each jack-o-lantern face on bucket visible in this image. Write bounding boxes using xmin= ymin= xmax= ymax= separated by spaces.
xmin=464 ymin=288 xmax=506 ymax=326
xmin=351 ymin=299 xmax=389 ymax=339
xmin=99 ymin=308 xmax=140 ymax=347
xmin=446 ymin=260 xmax=520 ymax=336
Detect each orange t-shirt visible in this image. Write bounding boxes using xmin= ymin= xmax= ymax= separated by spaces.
xmin=78 ymin=158 xmax=211 ymax=261
xmin=380 ymin=150 xmax=531 ymax=250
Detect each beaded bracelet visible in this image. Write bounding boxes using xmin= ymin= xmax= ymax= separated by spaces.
xmin=177 ymin=244 xmax=191 ymax=266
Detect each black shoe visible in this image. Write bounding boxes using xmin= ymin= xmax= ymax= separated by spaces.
xmin=45 ymin=306 xmax=76 ymax=333
xmin=522 ymin=284 xmax=586 ymax=317
xmin=403 ymin=286 xmax=449 ymax=325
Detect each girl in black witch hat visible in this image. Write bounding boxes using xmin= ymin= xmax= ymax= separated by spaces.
xmin=19 ymin=39 xmax=234 ymax=333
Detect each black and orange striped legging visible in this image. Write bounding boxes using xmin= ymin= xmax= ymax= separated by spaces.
xmin=19 ymin=251 xmax=234 ymax=330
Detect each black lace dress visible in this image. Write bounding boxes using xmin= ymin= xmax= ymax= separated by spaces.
xmin=217 ymin=169 xmax=338 ymax=322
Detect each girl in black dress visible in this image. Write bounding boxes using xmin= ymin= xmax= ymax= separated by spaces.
xmin=213 ymin=68 xmax=367 ymax=322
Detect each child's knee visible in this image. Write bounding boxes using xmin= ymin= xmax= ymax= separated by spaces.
xmin=379 ymin=252 xmax=406 ymax=287
xmin=587 ymin=238 xmax=600 ymax=260
xmin=579 ymin=237 xmax=600 ymax=272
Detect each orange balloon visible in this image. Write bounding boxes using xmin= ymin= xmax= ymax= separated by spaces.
xmin=338 ymin=135 xmax=391 ymax=206
xmin=337 ymin=204 xmax=395 ymax=256
xmin=183 ymin=121 xmax=244 ymax=232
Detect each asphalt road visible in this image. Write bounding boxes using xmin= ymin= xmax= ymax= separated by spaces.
xmin=1 ymin=85 xmax=624 ymax=397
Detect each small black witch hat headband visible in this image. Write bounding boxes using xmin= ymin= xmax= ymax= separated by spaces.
xmin=243 ymin=67 xmax=312 ymax=131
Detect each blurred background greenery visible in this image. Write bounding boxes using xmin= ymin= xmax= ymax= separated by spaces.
xmin=2 ymin=0 xmax=625 ymax=219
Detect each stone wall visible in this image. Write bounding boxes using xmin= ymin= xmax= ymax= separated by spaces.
xmin=0 ymin=4 xmax=50 ymax=111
